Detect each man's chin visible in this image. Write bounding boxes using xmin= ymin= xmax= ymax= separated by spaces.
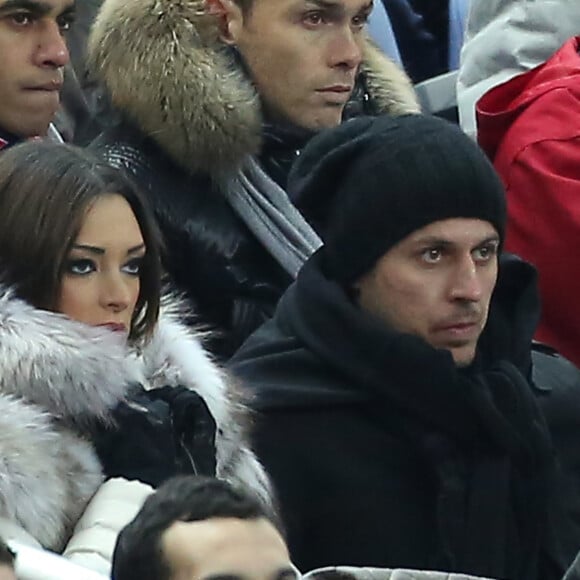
xmin=309 ymin=109 xmax=345 ymax=130
xmin=287 ymin=106 xmax=345 ymax=132
xmin=451 ymin=346 xmax=477 ymax=368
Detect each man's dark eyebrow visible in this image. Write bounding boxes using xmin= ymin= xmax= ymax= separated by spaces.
xmin=304 ymin=0 xmax=373 ymax=14
xmin=304 ymin=0 xmax=341 ymax=13
xmin=475 ymin=235 xmax=501 ymax=247
xmin=59 ymin=2 xmax=76 ymax=18
xmin=0 ymin=0 xmax=75 ymax=17
xmin=412 ymin=235 xmax=500 ymax=248
xmin=305 ymin=0 xmax=340 ymax=8
xmin=0 ymin=0 xmax=51 ymax=17
xmin=412 ymin=236 xmax=452 ymax=248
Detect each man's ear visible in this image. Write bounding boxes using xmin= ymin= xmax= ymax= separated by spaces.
xmin=205 ymin=0 xmax=244 ymax=45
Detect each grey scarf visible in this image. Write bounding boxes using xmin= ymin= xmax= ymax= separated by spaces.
xmin=224 ymin=156 xmax=322 ymax=278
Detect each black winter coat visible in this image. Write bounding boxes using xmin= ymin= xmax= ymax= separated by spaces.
xmin=93 ymin=125 xmax=292 ymax=359
xmin=92 ymin=84 xmax=380 ymax=358
xmin=87 ymin=0 xmax=420 ymax=359
xmin=230 ymin=253 xmax=580 ymax=578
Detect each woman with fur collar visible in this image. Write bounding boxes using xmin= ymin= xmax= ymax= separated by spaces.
xmin=0 ymin=142 xmax=271 ymax=560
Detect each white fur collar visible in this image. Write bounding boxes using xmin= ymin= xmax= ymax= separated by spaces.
xmin=0 ymin=286 xmax=233 ymax=428
xmin=88 ymin=0 xmax=420 ymax=179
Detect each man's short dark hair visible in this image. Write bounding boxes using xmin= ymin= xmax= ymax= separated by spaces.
xmin=112 ymin=476 xmax=273 ymax=580
xmin=0 ymin=539 xmax=15 ymax=569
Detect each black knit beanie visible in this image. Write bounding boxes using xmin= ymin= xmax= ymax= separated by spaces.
xmin=289 ymin=114 xmax=507 ymax=284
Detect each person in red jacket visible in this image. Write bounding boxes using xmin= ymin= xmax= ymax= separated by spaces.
xmin=477 ymin=36 xmax=580 ymax=367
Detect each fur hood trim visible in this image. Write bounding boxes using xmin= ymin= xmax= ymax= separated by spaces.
xmin=361 ymin=39 xmax=421 ymax=116
xmin=141 ymin=296 xmax=236 ymax=429
xmin=0 ymin=286 xmax=253 ymax=440
xmin=88 ymin=0 xmax=420 ymax=178
xmin=0 ymin=290 xmax=271 ymax=548
xmin=0 ymin=286 xmax=141 ymax=424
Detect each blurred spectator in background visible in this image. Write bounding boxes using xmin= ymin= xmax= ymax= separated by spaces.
xmin=55 ymin=0 xmax=105 ymax=144
xmin=367 ymin=2 xmax=403 ymax=64
xmin=457 ymin=0 xmax=580 ymax=137
xmin=477 ymin=36 xmax=580 ymax=367
xmin=384 ymin=0 xmax=449 ymax=83
xmin=368 ymin=1 xmax=469 ymax=83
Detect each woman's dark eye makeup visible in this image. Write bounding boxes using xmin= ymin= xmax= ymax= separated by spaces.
xmin=65 ymin=258 xmax=96 ymax=276
xmin=123 ymin=256 xmax=144 ymax=275
xmin=65 ymin=255 xmax=145 ymax=276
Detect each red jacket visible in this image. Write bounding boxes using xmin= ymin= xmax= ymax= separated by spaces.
xmin=477 ymin=36 xmax=580 ymax=367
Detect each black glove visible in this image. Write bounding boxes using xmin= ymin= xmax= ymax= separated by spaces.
xmin=147 ymin=385 xmax=217 ymax=476
xmin=91 ymin=384 xmax=217 ymax=488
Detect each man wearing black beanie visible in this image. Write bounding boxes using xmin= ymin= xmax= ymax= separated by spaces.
xmin=229 ymin=115 xmax=580 ymax=579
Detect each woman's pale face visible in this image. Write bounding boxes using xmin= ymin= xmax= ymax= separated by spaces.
xmin=57 ymin=194 xmax=145 ymax=334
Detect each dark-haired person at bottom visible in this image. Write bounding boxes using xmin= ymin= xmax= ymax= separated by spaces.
xmin=112 ymin=476 xmax=295 ymax=580
xmin=230 ymin=114 xmax=580 ymax=579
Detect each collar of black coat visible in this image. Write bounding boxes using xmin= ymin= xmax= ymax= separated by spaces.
xmin=87 ymin=0 xmax=420 ymax=181
xmin=245 ymin=251 xmax=541 ymax=442
xmin=0 ymin=127 xmax=21 ymax=151
xmin=229 ymin=251 xmax=555 ymax=580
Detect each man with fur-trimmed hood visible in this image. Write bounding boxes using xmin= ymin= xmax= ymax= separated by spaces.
xmin=88 ymin=0 xmax=420 ymax=358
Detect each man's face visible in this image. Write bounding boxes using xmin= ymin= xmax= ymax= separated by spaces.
xmin=355 ymin=218 xmax=500 ymax=367
xmin=0 ymin=0 xmax=74 ymax=138
xmin=162 ymin=517 xmax=296 ymax=580
xmin=223 ymin=0 xmax=371 ymax=130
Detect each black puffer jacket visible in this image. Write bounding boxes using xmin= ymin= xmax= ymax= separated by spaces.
xmin=93 ymin=124 xmax=292 ymax=358
xmin=88 ymin=0 xmax=420 ymax=358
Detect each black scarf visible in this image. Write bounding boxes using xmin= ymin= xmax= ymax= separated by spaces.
xmin=277 ymin=252 xmax=555 ymax=579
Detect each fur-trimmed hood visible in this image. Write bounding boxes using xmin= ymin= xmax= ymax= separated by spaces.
xmin=88 ymin=0 xmax=420 ymax=178
xmin=0 ymin=286 xmax=271 ymax=550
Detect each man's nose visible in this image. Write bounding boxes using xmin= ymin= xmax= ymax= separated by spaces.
xmin=448 ymin=256 xmax=484 ymax=303
xmin=34 ymin=21 xmax=70 ymax=68
xmin=329 ymin=26 xmax=363 ymax=70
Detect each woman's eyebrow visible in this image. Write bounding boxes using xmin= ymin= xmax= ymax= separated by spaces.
xmin=127 ymin=243 xmax=146 ymax=254
xmin=71 ymin=244 xmax=104 ymax=255
xmin=71 ymin=243 xmax=146 ymax=255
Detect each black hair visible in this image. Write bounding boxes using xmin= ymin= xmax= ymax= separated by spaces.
xmin=112 ymin=476 xmax=274 ymax=580
xmin=0 ymin=141 xmax=163 ymax=344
